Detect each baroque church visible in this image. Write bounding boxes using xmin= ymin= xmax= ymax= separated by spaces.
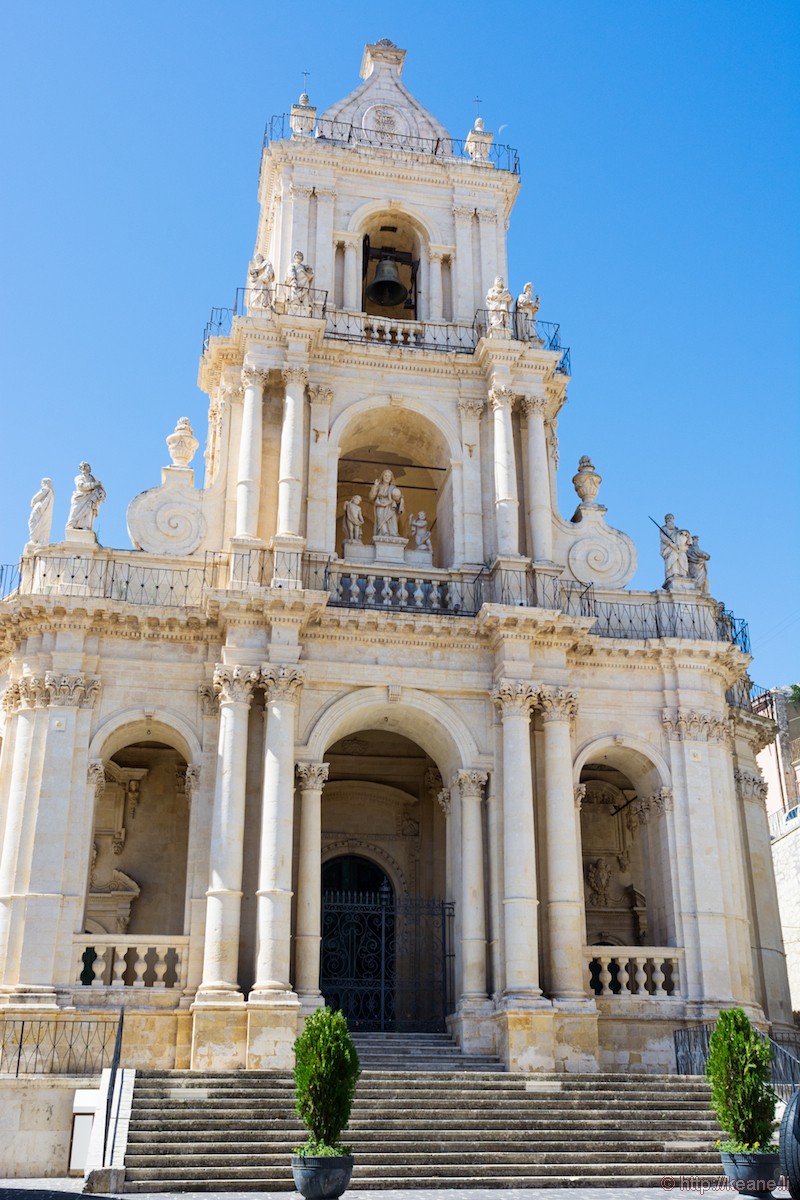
xmin=0 ymin=39 xmax=790 ymax=1076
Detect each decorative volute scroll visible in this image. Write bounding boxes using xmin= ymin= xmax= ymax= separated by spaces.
xmin=559 ymin=454 xmax=637 ymax=589
xmin=127 ymin=416 xmax=207 ymax=556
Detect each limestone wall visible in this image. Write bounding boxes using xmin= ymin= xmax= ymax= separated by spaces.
xmin=771 ymin=823 xmax=800 ymax=1012
xmin=0 ymin=1077 xmax=82 ymax=1177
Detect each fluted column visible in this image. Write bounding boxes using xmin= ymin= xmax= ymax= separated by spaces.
xmin=452 ymin=205 xmax=474 ymax=320
xmin=342 ymin=236 xmax=360 ymax=310
xmin=276 ymin=366 xmax=309 ymax=540
xmin=491 ymin=680 xmax=542 ymax=1000
xmin=251 ymin=666 xmax=304 ymax=999
xmin=295 ymin=761 xmax=329 ymax=1008
xmin=197 ymin=666 xmax=259 ymax=1002
xmin=236 ymin=366 xmax=267 ymax=541
xmin=456 ymin=769 xmax=489 ymax=1000
xmin=522 ymin=395 xmax=553 ymax=563
xmin=538 ymin=686 xmax=586 ymax=1001
xmin=489 ymin=386 xmax=520 ymax=558
xmin=428 ymin=249 xmax=444 ymax=322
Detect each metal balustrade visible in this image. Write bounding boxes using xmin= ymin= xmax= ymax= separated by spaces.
xmin=0 ymin=1014 xmax=121 ymax=1075
xmin=674 ymin=1022 xmax=800 ymax=1100
xmin=584 ymin=946 xmax=684 ymax=999
xmin=74 ymin=935 xmax=189 ymax=990
xmin=4 ymin=555 xmax=206 ymax=608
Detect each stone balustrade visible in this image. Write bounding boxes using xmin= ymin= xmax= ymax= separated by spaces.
xmin=74 ymin=936 xmax=189 ymax=990
xmin=585 ymin=946 xmax=684 ymax=999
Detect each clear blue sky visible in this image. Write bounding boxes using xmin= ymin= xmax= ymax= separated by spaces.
xmin=1 ymin=1 xmax=798 ymax=685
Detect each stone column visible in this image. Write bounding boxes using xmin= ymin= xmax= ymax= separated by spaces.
xmin=276 ymin=366 xmax=309 ymax=540
xmin=491 ymin=680 xmax=542 ymax=1000
xmin=457 ymin=397 xmax=485 ymax=565
xmin=427 ymin=249 xmax=444 ymax=322
xmin=295 ymin=761 xmax=329 ymax=1010
xmin=522 ymin=395 xmax=554 ymax=563
xmin=456 ymin=769 xmax=489 ymax=999
xmin=313 ymin=189 xmax=336 ymax=296
xmin=452 ymin=206 xmax=474 ymax=320
xmin=289 ymin=184 xmax=313 ymax=259
xmin=251 ymin=666 xmax=304 ymax=1000
xmin=489 ymin=386 xmax=520 ymax=558
xmin=236 ymin=366 xmax=267 ymax=542
xmin=477 ymin=209 xmax=499 ymax=299
xmin=305 ymin=385 xmax=334 ymax=554
xmin=538 ymin=686 xmax=586 ymax=1002
xmin=196 ymin=666 xmax=258 ymax=1003
xmin=342 ymin=236 xmax=360 ymax=310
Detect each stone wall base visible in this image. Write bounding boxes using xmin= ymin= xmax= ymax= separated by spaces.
xmin=450 ymin=999 xmax=498 ymax=1055
xmin=190 ymin=1005 xmax=248 ymax=1070
xmin=246 ymin=999 xmax=300 ymax=1069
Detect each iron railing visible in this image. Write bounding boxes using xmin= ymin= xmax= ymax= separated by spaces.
xmin=263 ymin=112 xmax=521 ymax=174
xmin=726 ymin=678 xmax=776 ymax=720
xmin=0 ymin=1014 xmax=120 ymax=1076
xmin=590 ymin=596 xmax=749 ymax=649
xmin=674 ymin=1023 xmax=800 ymax=1101
xmin=1 ymin=555 xmax=207 ymax=609
xmin=473 ymin=311 xmax=571 ymax=374
xmin=102 ymin=1011 xmax=124 ymax=1167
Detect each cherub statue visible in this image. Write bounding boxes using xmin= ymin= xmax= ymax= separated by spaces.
xmin=410 ymin=512 xmax=432 ymax=550
xmin=344 ymin=494 xmax=364 ymax=542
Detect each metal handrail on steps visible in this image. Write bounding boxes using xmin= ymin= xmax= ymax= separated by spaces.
xmin=674 ymin=1022 xmax=800 ymax=1101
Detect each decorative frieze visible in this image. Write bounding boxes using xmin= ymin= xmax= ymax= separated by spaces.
xmin=453 ymin=768 xmax=488 ymax=799
xmin=538 ymin=686 xmax=579 ymax=723
xmin=491 ymin=680 xmax=539 ymax=718
xmin=734 ymin=767 xmax=769 ymax=806
xmin=296 ymin=762 xmax=329 ymax=790
xmin=262 ymin=664 xmax=305 ymax=702
xmin=662 ymin=709 xmax=733 ymax=746
xmin=212 ymin=665 xmax=259 ymax=706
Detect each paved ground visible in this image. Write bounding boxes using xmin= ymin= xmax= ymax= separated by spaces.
xmin=0 ymin=1185 xmax=793 ymax=1199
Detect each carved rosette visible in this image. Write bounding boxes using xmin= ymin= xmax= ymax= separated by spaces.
xmin=198 ymin=683 xmax=220 ymax=717
xmin=87 ymin=760 xmax=106 ymax=800
xmin=488 ymin=386 xmax=514 ymax=412
xmin=212 ymin=665 xmax=259 ymax=706
xmin=491 ymin=680 xmax=539 ymax=718
xmin=538 ymin=686 xmax=579 ymax=723
xmin=262 ymin=665 xmax=305 ymax=703
xmin=734 ymin=768 xmax=769 ymax=806
xmin=308 ymin=385 xmax=333 ymax=407
xmin=662 ymin=709 xmax=733 ymax=747
xmin=521 ymin=395 xmax=547 ymax=419
xmin=296 ymin=762 xmax=330 ymax=791
xmin=454 ymin=769 xmax=488 ymax=801
xmin=282 ymin=366 xmax=309 ymax=389
xmin=241 ymin=365 xmax=269 ymax=389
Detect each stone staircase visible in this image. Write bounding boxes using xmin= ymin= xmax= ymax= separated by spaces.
xmin=351 ymin=1031 xmax=505 ymax=1071
xmin=124 ymin=1039 xmax=723 ymax=1191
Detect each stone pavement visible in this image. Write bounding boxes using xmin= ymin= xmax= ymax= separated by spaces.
xmin=0 ymin=1184 xmax=793 ymax=1200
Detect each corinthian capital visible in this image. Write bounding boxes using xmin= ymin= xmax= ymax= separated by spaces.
xmin=17 ymin=676 xmax=48 ymax=709
xmin=45 ymin=672 xmax=101 ymax=708
xmin=307 ymin=384 xmax=333 ymax=406
xmin=453 ymin=769 xmax=488 ymax=800
xmin=521 ymin=395 xmax=548 ymax=419
xmin=489 ymin=386 xmax=514 ymax=412
xmin=491 ymin=680 xmax=539 ymax=718
xmin=262 ymin=664 xmax=305 ymax=702
xmin=241 ymin=365 xmax=269 ymax=389
xmin=457 ymin=396 xmax=485 ymax=418
xmin=734 ymin=768 xmax=769 ymax=806
xmin=537 ymin=686 xmax=579 ymax=723
xmin=2 ymin=683 xmax=21 ymax=714
xmin=213 ymin=664 xmax=259 ymax=706
xmin=282 ymin=366 xmax=309 ymax=388
xmin=296 ymin=761 xmax=329 ymax=790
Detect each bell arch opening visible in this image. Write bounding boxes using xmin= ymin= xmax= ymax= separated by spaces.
xmin=360 ymin=211 xmax=422 ymax=320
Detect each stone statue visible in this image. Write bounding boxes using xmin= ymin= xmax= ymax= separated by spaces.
xmin=485 ymin=276 xmax=512 ymax=330
xmin=660 ymin=514 xmax=690 ymax=583
xmin=66 ymin=462 xmax=106 ymax=533
xmin=284 ymin=250 xmax=314 ymax=303
xmin=344 ymin=494 xmax=364 ymax=542
xmin=687 ymin=534 xmax=711 ymax=593
xmin=28 ymin=478 xmax=54 ymax=546
xmin=410 ymin=512 xmax=432 ymax=550
xmin=248 ymin=253 xmax=274 ymax=309
xmin=516 ymin=281 xmax=540 ymax=340
xmin=369 ymin=469 xmax=404 ymax=538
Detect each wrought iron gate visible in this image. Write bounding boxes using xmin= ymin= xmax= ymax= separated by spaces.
xmin=320 ymin=885 xmax=454 ymax=1032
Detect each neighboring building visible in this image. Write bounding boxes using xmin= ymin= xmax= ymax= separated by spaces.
xmin=762 ymin=686 xmax=800 ymax=1011
xmin=0 ymin=39 xmax=791 ymax=1083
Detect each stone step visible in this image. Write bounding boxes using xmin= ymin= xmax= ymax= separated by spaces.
xmin=125 ymin=1176 xmax=724 ymax=1194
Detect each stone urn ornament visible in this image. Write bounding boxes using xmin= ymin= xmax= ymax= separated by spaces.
xmin=572 ymin=456 xmax=602 ymax=507
xmin=166 ymin=418 xmax=199 ymax=468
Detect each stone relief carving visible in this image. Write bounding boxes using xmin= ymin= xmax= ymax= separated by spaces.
xmin=369 ymin=470 xmax=404 ymax=539
xmin=491 ymin=680 xmax=539 ymax=717
xmin=454 ymin=769 xmax=488 ymax=799
xmin=340 ymin=736 xmax=368 ymax=756
xmin=213 ymin=665 xmax=260 ymax=706
xmin=424 ymin=766 xmax=443 ymax=798
xmin=9 ymin=674 xmax=101 ymax=712
xmin=586 ymin=858 xmax=613 ymax=907
xmin=198 ymin=683 xmax=220 ymax=717
xmin=436 ymin=788 xmax=451 ymax=817
xmin=662 ymin=709 xmax=733 ymax=745
xmin=27 ymin=478 xmax=54 ymax=546
xmin=538 ymin=686 xmax=579 ymax=723
xmin=66 ymin=462 xmax=106 ymax=534
xmin=262 ymin=665 xmax=305 ymax=702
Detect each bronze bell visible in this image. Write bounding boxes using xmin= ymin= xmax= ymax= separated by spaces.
xmin=366 ymin=259 xmax=408 ymax=307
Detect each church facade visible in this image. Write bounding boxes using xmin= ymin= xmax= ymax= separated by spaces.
xmin=0 ymin=40 xmax=790 ymax=1074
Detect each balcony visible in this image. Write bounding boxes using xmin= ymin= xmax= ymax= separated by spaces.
xmin=585 ymin=946 xmax=684 ymax=1000
xmin=74 ymin=935 xmax=190 ymax=993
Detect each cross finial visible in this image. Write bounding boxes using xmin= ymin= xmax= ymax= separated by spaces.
xmin=474 ymin=95 xmax=482 ymax=118
xmin=302 ymin=70 xmax=310 ymax=95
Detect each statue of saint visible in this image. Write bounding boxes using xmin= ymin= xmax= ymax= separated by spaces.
xmin=485 ymin=276 xmax=512 ymax=330
xmin=66 ymin=462 xmax=106 ymax=533
xmin=687 ymin=534 xmax=711 ymax=593
xmin=284 ymin=250 xmax=314 ymax=302
xmin=28 ymin=478 xmax=54 ymax=546
xmin=515 ymin=281 xmax=541 ymax=340
xmin=344 ymin=494 xmax=364 ymax=542
xmin=410 ymin=512 xmax=432 ymax=550
xmin=248 ymin=253 xmax=274 ymax=309
xmin=369 ymin=469 xmax=404 ymax=538
xmin=660 ymin=513 xmax=691 ymax=583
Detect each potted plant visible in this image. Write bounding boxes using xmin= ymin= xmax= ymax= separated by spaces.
xmin=706 ymin=1007 xmax=780 ymax=1197
xmin=291 ymin=1006 xmax=361 ymax=1200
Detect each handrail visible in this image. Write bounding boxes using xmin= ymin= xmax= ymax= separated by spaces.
xmin=673 ymin=1021 xmax=800 ymax=1099
xmin=102 ymin=1009 xmax=124 ymax=1168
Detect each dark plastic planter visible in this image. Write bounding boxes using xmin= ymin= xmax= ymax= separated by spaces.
xmin=291 ymin=1154 xmax=354 ymax=1200
xmin=719 ymin=1151 xmax=781 ymax=1197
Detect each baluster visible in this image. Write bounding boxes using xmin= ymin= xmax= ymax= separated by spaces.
xmin=598 ymin=955 xmax=612 ymax=996
xmin=111 ymin=947 xmax=127 ymax=988
xmin=91 ymin=946 xmax=109 ymax=986
xmin=381 ymin=577 xmax=393 ymax=605
xmin=671 ymin=958 xmax=681 ymax=998
xmin=131 ymin=945 xmax=147 ymax=987
xmin=651 ymin=957 xmax=666 ymax=997
xmin=414 ymin=579 xmax=425 ymax=607
xmin=633 ymin=957 xmax=647 ymax=996
xmin=617 ymin=957 xmax=630 ymax=996
xmin=350 ymin=576 xmax=361 ymax=604
xmin=365 ymin=575 xmax=376 ymax=604
xmin=173 ymin=947 xmax=184 ymax=989
xmin=153 ymin=948 xmax=169 ymax=988
xmin=397 ymin=577 xmax=409 ymax=606
xmin=334 ymin=574 xmax=344 ymax=602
